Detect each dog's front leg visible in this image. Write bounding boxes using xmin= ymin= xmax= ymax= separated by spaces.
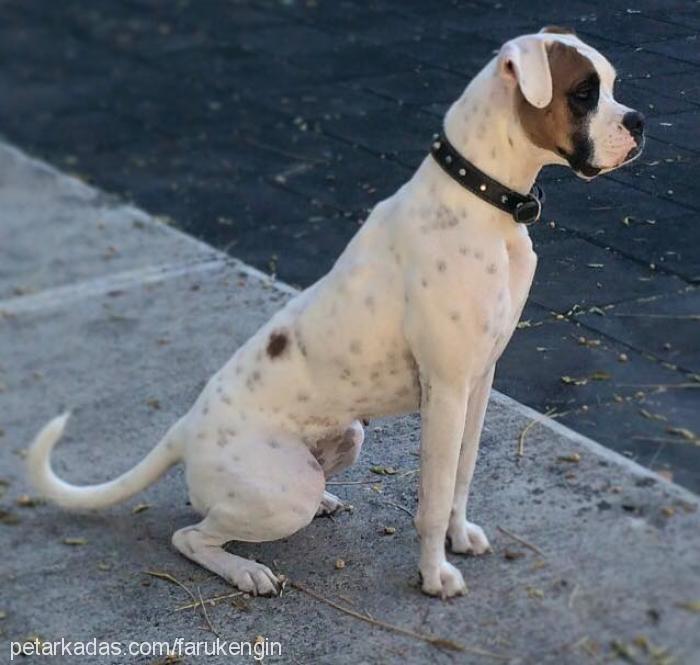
xmin=447 ymin=367 xmax=494 ymax=555
xmin=415 ymin=375 xmax=469 ymax=598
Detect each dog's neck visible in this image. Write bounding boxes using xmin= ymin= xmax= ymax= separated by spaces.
xmin=441 ymin=59 xmax=550 ymax=196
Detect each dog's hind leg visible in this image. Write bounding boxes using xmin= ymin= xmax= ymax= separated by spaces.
xmin=173 ymin=430 xmax=325 ymax=595
xmin=172 ymin=514 xmax=281 ymax=595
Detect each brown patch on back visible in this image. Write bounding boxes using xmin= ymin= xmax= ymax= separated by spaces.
xmin=266 ymin=330 xmax=289 ymax=358
xmin=540 ymin=25 xmax=576 ymax=35
xmin=516 ymin=41 xmax=595 ymax=155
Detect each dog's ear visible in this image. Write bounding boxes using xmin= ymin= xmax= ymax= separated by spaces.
xmin=498 ymin=35 xmax=552 ymax=109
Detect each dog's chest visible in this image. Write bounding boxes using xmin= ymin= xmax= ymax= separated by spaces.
xmin=417 ymin=218 xmax=537 ymax=373
xmin=488 ymin=237 xmax=537 ymax=358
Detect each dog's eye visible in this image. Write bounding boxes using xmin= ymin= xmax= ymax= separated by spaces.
xmin=574 ymin=87 xmax=592 ymax=101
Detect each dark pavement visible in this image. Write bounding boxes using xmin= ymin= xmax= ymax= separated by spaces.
xmin=0 ymin=0 xmax=698 ymax=489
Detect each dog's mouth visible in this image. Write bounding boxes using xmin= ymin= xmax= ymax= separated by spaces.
xmin=575 ymin=137 xmax=645 ymax=181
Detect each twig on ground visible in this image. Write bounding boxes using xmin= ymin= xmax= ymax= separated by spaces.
xmin=144 ymin=570 xmax=197 ymax=604
xmin=326 ymin=479 xmax=381 ymax=486
xmin=174 ymin=591 xmax=243 ymax=612
xmin=497 ymin=526 xmax=545 ymax=558
xmin=617 ymin=383 xmax=700 ymax=390
xmin=613 ymin=313 xmax=700 ymax=320
xmin=517 ymin=408 xmax=559 ymax=458
xmin=197 ymin=585 xmax=220 ymax=638
xmin=569 ymin=583 xmax=580 ymax=609
xmin=290 ymin=580 xmax=509 ymax=659
xmin=383 ymin=500 xmax=415 ymax=518
xmin=632 ymin=436 xmax=700 ymax=446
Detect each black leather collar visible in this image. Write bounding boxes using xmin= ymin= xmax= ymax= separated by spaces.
xmin=430 ymin=133 xmax=544 ymax=225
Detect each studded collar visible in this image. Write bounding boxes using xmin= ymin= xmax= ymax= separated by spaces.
xmin=430 ymin=133 xmax=544 ymax=225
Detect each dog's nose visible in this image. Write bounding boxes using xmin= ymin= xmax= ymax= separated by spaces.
xmin=622 ymin=110 xmax=645 ymax=138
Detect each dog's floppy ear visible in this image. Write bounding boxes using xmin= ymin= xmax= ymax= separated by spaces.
xmin=498 ymin=35 xmax=552 ymax=109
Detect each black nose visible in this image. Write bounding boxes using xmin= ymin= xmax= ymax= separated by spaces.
xmin=622 ymin=110 xmax=645 ymax=138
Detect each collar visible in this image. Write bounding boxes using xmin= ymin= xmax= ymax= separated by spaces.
xmin=430 ymin=133 xmax=544 ymax=225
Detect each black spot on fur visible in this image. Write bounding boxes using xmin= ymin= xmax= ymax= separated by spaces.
xmin=267 ymin=331 xmax=288 ymax=358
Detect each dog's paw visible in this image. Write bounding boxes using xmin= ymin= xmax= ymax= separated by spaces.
xmin=315 ymin=490 xmax=348 ymax=516
xmin=228 ymin=559 xmax=280 ymax=596
xmin=448 ymin=519 xmax=491 ymax=555
xmin=420 ymin=560 xmax=467 ymax=599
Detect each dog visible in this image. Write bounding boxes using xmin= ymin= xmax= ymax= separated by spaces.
xmin=28 ymin=28 xmax=644 ymax=599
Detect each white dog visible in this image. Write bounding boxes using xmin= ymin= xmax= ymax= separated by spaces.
xmin=28 ymin=28 xmax=644 ymax=599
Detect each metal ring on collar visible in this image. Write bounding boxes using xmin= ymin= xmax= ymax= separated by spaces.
xmin=513 ymin=196 xmax=542 ymax=225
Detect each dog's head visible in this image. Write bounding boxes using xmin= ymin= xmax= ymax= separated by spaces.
xmin=498 ymin=27 xmax=644 ymax=178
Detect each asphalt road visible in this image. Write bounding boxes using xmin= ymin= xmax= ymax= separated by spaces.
xmin=0 ymin=0 xmax=698 ymax=489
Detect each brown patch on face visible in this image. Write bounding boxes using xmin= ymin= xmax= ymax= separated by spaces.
xmin=540 ymin=25 xmax=576 ymax=35
xmin=266 ymin=330 xmax=288 ymax=358
xmin=516 ymin=41 xmax=596 ymax=161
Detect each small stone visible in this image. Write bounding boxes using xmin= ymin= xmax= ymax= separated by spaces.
xmin=335 ymin=558 xmax=346 ymax=570
xmin=383 ymin=526 xmax=396 ymax=535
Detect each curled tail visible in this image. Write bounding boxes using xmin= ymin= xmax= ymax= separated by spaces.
xmin=27 ymin=413 xmax=184 ymax=511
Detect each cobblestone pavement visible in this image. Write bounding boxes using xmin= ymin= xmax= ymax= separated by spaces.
xmin=0 ymin=0 xmax=698 ymax=489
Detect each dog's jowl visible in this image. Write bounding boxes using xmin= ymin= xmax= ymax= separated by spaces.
xmin=28 ymin=29 xmax=644 ymax=599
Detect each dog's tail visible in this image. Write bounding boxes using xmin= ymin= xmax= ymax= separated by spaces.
xmin=27 ymin=412 xmax=185 ymax=511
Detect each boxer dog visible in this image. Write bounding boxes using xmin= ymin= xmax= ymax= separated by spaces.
xmin=28 ymin=28 xmax=644 ymax=598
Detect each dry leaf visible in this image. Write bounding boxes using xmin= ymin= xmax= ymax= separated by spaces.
xmin=590 ymin=371 xmax=611 ymax=381
xmin=369 ymin=465 xmax=397 ymax=475
xmin=16 ymin=495 xmax=44 ymax=508
xmin=666 ymin=427 xmax=697 ymax=441
xmin=0 ymin=509 xmax=20 ymax=525
xmin=640 ymin=409 xmax=667 ymax=422
xmin=558 ymin=453 xmax=582 ymax=463
xmin=561 ymin=376 xmax=587 ymax=386
xmin=527 ymin=586 xmax=544 ymax=599
xmin=677 ymin=600 xmax=700 ymax=613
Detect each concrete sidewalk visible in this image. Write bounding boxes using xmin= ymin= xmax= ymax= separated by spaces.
xmin=0 ymin=144 xmax=699 ymax=664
